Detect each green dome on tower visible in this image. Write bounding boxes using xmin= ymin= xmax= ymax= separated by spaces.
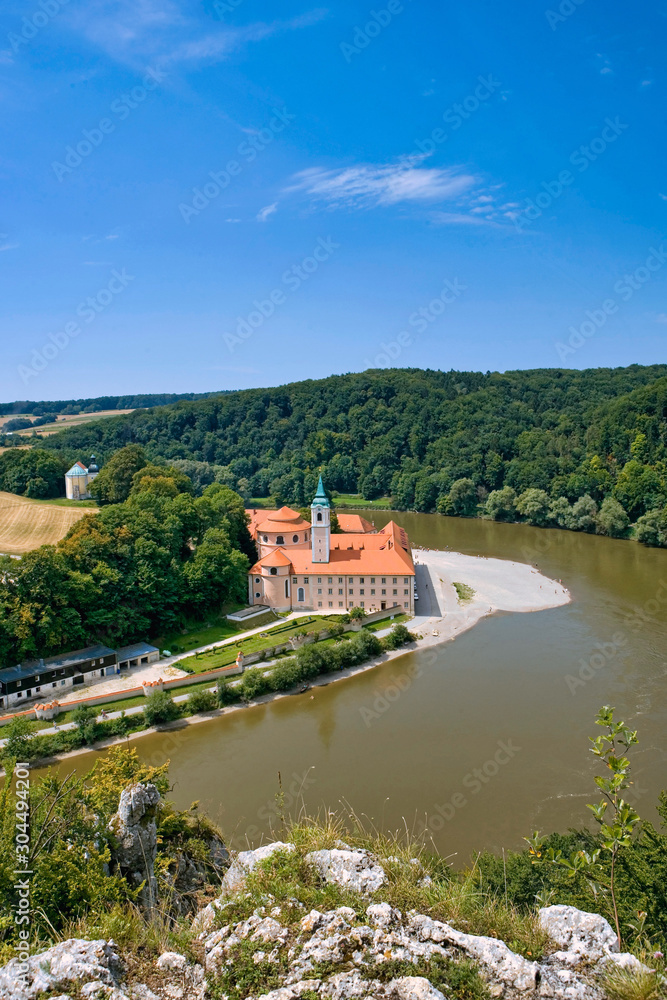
xmin=312 ymin=475 xmax=330 ymax=507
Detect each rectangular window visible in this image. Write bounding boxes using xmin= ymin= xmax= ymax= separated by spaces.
xmin=392 ymin=577 xmax=397 ymax=584
xmin=293 ymin=577 xmax=298 ymax=584
xmin=328 ymin=588 xmax=333 ymax=595
xmin=393 ymin=589 xmax=397 ymax=596
xmin=371 ymin=577 xmax=375 ymax=584
xmin=304 ymin=577 xmax=309 ymax=583
xmin=360 ymin=589 xmax=365 ymax=595
xmin=360 ymin=577 xmax=365 ymax=584
xmin=404 ymin=589 xmax=409 ymax=596
xmin=349 ymin=590 xmax=354 ymax=596
xmin=318 ymin=601 xmax=322 ymax=607
xmin=371 ymin=589 xmax=376 ymax=596
xmin=328 ymin=601 xmax=333 ymax=607
xmin=404 ymin=577 xmax=409 ymax=583
xmin=338 ymin=589 xmax=343 ymax=595
xmin=328 ymin=577 xmax=332 ymax=584
xmin=404 ymin=602 xmax=409 ymax=608
xmin=318 ymin=577 xmax=322 ymax=583
xmin=381 ymin=577 xmax=386 ymax=584
xmin=52 ymin=682 xmax=57 ymax=688
xmin=338 ymin=577 xmax=343 ymax=583
xmin=381 ymin=589 xmax=386 ymax=595
xmin=338 ymin=602 xmax=343 ymax=607
xmin=318 ymin=588 xmax=322 ymax=595
xmin=360 ymin=601 xmax=365 ymax=608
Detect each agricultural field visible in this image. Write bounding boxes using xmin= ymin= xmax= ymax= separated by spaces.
xmin=1 ymin=408 xmax=136 ymax=437
xmin=0 ymin=491 xmax=97 ymax=555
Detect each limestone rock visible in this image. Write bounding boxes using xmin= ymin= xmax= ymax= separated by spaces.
xmin=0 ymin=939 xmax=122 ymax=1000
xmin=306 ymin=848 xmax=387 ymax=895
xmin=538 ymin=905 xmax=619 ymax=962
xmin=220 ymin=841 xmax=294 ymax=896
xmin=156 ymin=951 xmax=188 ymax=972
xmin=410 ymin=913 xmax=539 ymax=991
xmin=108 ymin=783 xmax=161 ymax=910
xmin=386 ymin=977 xmax=447 ymax=999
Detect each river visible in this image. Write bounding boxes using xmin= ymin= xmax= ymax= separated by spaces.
xmin=42 ymin=513 xmax=667 ymax=862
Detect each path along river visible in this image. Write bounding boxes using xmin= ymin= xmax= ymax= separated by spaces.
xmin=43 ymin=513 xmax=667 ymax=862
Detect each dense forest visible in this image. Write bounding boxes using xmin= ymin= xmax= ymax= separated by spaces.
xmin=0 ymin=465 xmax=254 ymax=663
xmin=0 ymin=389 xmax=222 ymax=418
xmin=11 ymin=364 xmax=667 ymax=544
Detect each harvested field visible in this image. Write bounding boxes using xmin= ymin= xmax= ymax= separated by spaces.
xmin=0 ymin=491 xmax=96 ymax=555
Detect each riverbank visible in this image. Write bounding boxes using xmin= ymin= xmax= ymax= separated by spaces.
xmin=3 ymin=548 xmax=570 ymax=774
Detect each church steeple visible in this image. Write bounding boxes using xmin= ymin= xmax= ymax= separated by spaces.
xmin=311 ymin=475 xmax=331 ymax=563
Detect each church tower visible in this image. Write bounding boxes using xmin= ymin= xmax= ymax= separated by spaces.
xmin=311 ymin=475 xmax=331 ymax=563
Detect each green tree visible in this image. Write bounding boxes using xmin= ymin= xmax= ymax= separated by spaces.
xmin=596 ymin=497 xmax=630 ymax=538
xmin=89 ymin=445 xmax=147 ymax=504
xmin=635 ymin=507 xmax=667 ymax=547
xmin=483 ymin=486 xmax=517 ymax=522
xmin=446 ymin=478 xmax=478 ymax=517
xmin=143 ymin=690 xmax=181 ymax=725
xmin=516 ymin=488 xmax=551 ymax=527
xmin=2 ymin=715 xmax=32 ymax=762
xmin=570 ymin=494 xmax=598 ymax=532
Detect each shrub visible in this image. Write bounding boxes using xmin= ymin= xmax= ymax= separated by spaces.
xmin=143 ymin=690 xmax=181 ymax=726
xmin=239 ymin=667 xmax=272 ymax=702
xmin=217 ymin=680 xmax=240 ymax=706
xmin=269 ymin=658 xmax=303 ymax=692
xmin=187 ymin=689 xmax=217 ymax=714
xmin=383 ymin=623 xmax=416 ymax=650
xmin=596 ymin=497 xmax=630 ymax=538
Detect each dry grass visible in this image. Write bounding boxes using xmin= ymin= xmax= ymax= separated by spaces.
xmin=0 ymin=491 xmax=96 ymax=554
xmin=599 ymin=961 xmax=667 ymax=1000
xmin=7 ymin=408 xmax=136 ymax=437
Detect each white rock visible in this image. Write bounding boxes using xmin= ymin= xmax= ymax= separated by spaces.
xmin=410 ymin=914 xmax=538 ymax=991
xmin=156 ymin=951 xmax=188 ymax=972
xmin=600 ymin=952 xmax=654 ymax=973
xmin=387 ymin=976 xmax=447 ymax=1000
xmin=539 ymin=906 xmax=619 ymax=962
xmin=221 ymin=841 xmax=295 ymax=896
xmin=306 ymin=849 xmax=387 ymax=895
xmin=0 ymin=939 xmax=121 ymax=1000
xmin=367 ymin=902 xmax=401 ymax=930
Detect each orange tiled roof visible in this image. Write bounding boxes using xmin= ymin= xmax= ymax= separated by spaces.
xmin=336 ymin=513 xmax=375 ymax=534
xmin=248 ymin=506 xmax=311 ymax=535
xmin=249 ymin=521 xmax=414 ymax=577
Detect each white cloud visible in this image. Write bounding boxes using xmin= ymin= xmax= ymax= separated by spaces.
xmin=659 ymin=193 xmax=667 ymax=201
xmin=286 ymin=160 xmax=476 ymax=210
xmin=257 ymin=202 xmax=278 ymax=222
xmin=63 ymin=1 xmax=327 ymax=68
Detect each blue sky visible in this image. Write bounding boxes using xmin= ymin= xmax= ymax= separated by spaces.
xmin=0 ymin=0 xmax=665 ymax=401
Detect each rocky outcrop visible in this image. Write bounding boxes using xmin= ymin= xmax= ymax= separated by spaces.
xmin=0 ymin=938 xmax=122 ymax=1000
xmin=1 ymin=841 xmax=659 ymax=1000
xmin=108 ymin=783 xmax=161 ymax=910
xmin=305 ymin=848 xmax=387 ymax=895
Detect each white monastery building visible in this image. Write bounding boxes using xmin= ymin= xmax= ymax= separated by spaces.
xmin=247 ymin=477 xmax=415 ymax=614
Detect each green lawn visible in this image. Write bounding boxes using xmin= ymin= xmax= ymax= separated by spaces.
xmin=363 ymin=613 xmax=411 ymax=632
xmin=155 ymin=609 xmax=279 ymax=654
xmin=332 ymin=493 xmax=395 ymax=509
xmin=178 ymin=614 xmax=345 ymax=674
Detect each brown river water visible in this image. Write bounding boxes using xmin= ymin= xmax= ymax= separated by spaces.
xmin=41 ymin=513 xmax=667 ymax=863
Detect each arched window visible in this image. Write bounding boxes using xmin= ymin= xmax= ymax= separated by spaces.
xmin=316 ymin=512 xmax=322 ymax=522
xmin=255 ymin=577 xmax=260 ymax=583
xmin=276 ymin=535 xmax=284 ymax=545
xmin=297 ymin=587 xmax=305 ymax=602
xmin=285 ymin=579 xmax=289 ymax=598
xmin=292 ymin=534 xmax=299 ymax=543
xmin=270 ymin=567 xmax=277 ymax=576
xmin=263 ymin=535 xmax=268 ymax=542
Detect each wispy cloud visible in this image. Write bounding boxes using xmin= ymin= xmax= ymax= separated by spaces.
xmin=0 ymin=234 xmax=18 ymax=252
xmin=63 ymin=1 xmax=327 ymax=68
xmin=257 ymin=202 xmax=278 ymax=222
xmin=655 ymin=313 xmax=667 ymax=324
xmin=286 ymin=159 xmax=476 ymax=210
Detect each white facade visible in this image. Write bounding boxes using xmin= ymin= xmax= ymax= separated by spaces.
xmin=65 ymin=457 xmax=99 ymax=500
